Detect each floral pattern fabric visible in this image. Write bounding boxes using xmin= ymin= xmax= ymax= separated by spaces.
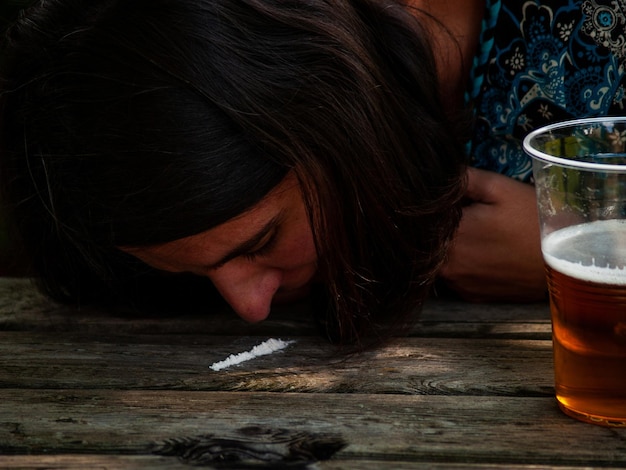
xmin=468 ymin=0 xmax=626 ymax=181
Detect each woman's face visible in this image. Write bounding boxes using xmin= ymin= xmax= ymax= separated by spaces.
xmin=122 ymin=173 xmax=318 ymax=322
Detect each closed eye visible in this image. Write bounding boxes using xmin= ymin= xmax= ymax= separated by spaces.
xmin=242 ymin=229 xmax=279 ymax=262
xmin=205 ymin=213 xmax=284 ymax=270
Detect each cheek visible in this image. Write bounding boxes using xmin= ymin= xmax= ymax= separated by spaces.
xmin=285 ymin=232 xmax=318 ymax=266
xmin=277 ymin=235 xmax=319 ymax=293
xmin=274 ymin=220 xmax=318 ymax=269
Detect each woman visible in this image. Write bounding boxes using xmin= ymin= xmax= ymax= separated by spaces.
xmin=442 ymin=0 xmax=626 ymax=302
xmin=0 ymin=0 xmax=468 ymax=343
xmin=3 ymin=0 xmax=622 ymax=340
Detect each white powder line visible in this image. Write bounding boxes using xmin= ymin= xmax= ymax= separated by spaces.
xmin=209 ymin=338 xmax=295 ymax=371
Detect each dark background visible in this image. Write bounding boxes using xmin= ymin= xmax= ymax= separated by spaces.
xmin=1 ymin=0 xmax=34 ymax=275
xmin=0 ymin=0 xmax=31 ymax=34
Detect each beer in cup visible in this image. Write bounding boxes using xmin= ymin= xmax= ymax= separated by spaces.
xmin=524 ymin=117 xmax=626 ymax=427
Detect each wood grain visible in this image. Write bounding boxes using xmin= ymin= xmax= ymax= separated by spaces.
xmin=0 ymin=278 xmax=551 ymax=339
xmin=1 ymin=390 xmax=625 ymax=466
xmin=1 ymin=278 xmax=624 ymax=469
xmin=0 ymin=333 xmax=553 ymax=395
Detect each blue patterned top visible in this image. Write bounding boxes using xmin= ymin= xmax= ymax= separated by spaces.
xmin=467 ymin=0 xmax=626 ymax=181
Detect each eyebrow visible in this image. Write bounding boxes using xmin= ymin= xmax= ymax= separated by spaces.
xmin=205 ymin=213 xmax=283 ymax=270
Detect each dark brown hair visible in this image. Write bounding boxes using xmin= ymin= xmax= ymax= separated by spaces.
xmin=0 ymin=0 xmax=466 ymax=344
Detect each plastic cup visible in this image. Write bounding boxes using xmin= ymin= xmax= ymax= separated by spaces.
xmin=524 ymin=117 xmax=626 ymax=427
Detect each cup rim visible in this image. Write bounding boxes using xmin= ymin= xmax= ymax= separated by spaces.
xmin=523 ymin=117 xmax=626 ymax=173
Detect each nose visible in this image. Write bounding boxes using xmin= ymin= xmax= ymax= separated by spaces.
xmin=207 ymin=262 xmax=282 ymax=323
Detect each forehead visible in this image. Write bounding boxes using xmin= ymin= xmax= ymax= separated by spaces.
xmin=120 ymin=173 xmax=301 ymax=270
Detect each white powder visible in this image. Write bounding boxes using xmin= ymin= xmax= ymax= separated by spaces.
xmin=209 ymin=338 xmax=295 ymax=371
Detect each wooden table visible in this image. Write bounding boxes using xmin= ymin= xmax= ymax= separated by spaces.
xmin=1 ymin=277 xmax=625 ymax=469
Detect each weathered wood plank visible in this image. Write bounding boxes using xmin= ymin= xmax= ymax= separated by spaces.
xmin=0 ymin=278 xmax=551 ymax=338
xmin=0 ymin=455 xmax=193 ymax=469
xmin=0 ymin=333 xmax=554 ymax=396
xmin=0 ymin=278 xmax=620 ymax=469
xmin=1 ymin=390 xmax=625 ymax=466
xmin=323 ymin=463 xmax=626 ymax=470
xmin=0 ymin=278 xmax=319 ymax=336
xmin=1 ymin=455 xmax=624 ymax=470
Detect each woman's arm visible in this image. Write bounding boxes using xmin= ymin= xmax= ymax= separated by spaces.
xmin=439 ymin=168 xmax=548 ymax=302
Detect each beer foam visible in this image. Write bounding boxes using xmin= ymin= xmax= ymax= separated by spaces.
xmin=543 ymin=219 xmax=626 ymax=286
